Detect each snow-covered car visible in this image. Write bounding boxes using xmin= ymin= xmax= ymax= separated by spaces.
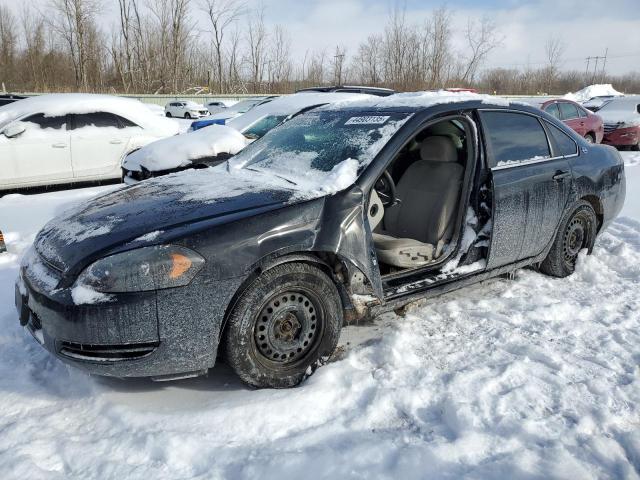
xmin=164 ymin=101 xmax=209 ymax=119
xmin=205 ymin=101 xmax=227 ymax=114
xmin=122 ymin=91 xmax=371 ymax=183
xmin=17 ymin=91 xmax=625 ymax=388
xmin=199 ymin=96 xmax=278 ymax=126
xmin=596 ymin=96 xmax=640 ymax=150
xmin=0 ymin=94 xmax=179 ymax=191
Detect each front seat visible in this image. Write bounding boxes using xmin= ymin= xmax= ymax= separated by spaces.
xmin=373 ymin=136 xmax=464 ymax=268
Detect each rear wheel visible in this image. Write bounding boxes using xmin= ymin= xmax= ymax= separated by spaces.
xmin=540 ymin=200 xmax=597 ymax=278
xmin=223 ymin=262 xmax=343 ymax=388
xmin=584 ymin=133 xmax=595 ymax=143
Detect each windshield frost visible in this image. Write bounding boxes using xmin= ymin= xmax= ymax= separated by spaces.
xmin=229 ymin=110 xmax=411 ymax=186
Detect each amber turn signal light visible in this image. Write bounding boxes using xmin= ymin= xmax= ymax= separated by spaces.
xmin=169 ymin=252 xmax=193 ymax=279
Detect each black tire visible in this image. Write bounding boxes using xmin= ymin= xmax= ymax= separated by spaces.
xmin=165 ymin=112 xmax=172 ymax=117
xmin=223 ymin=262 xmax=343 ymax=388
xmin=584 ymin=133 xmax=595 ymax=144
xmin=540 ymin=200 xmax=597 ymax=278
xmin=184 ymin=112 xmax=191 ymax=119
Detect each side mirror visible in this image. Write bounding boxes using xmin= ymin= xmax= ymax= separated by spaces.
xmin=3 ymin=122 xmax=26 ymax=138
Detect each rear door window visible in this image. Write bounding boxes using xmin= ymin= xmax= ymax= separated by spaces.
xmin=544 ymin=103 xmax=560 ymax=119
xmin=558 ymin=102 xmax=579 ymax=120
xmin=480 ymin=111 xmax=551 ymax=167
xmin=72 ymin=112 xmax=130 ymax=129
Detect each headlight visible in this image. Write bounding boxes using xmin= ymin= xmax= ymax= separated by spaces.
xmin=75 ymin=245 xmax=205 ymax=293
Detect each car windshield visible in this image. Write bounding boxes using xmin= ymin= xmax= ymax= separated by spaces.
xmin=597 ymin=99 xmax=634 ymax=113
xmin=230 ymin=99 xmax=261 ymax=114
xmin=229 ymin=110 xmax=412 ymax=185
xmin=241 ymin=115 xmax=287 ymax=139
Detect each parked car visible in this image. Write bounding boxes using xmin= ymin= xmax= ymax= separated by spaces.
xmin=196 ymin=96 xmax=279 ymax=128
xmin=296 ymin=85 xmax=395 ymax=97
xmin=204 ymin=100 xmax=227 ymax=114
xmin=17 ymin=91 xmax=625 ymax=388
xmin=535 ymin=99 xmax=604 ymax=143
xmin=164 ymin=101 xmax=209 ymax=119
xmin=122 ymin=91 xmax=370 ymax=182
xmin=595 ymin=96 xmax=640 ymax=150
xmin=0 ymin=94 xmax=27 ymax=107
xmin=0 ymin=94 xmax=179 ymax=191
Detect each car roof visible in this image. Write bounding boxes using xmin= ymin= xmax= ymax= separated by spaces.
xmin=296 ymin=86 xmax=396 ymax=96
xmin=317 ymin=91 xmax=529 ymax=115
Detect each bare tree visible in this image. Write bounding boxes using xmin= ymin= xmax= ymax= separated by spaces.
xmin=460 ymin=17 xmax=502 ymax=84
xmin=200 ymin=0 xmax=245 ymax=93
xmin=267 ymin=25 xmax=292 ymax=91
xmin=332 ymin=45 xmax=346 ymax=85
xmin=47 ymin=0 xmax=102 ymax=91
xmin=0 ymin=5 xmax=18 ymax=89
xmin=543 ymin=36 xmax=565 ymax=92
xmin=245 ymin=3 xmax=267 ymax=93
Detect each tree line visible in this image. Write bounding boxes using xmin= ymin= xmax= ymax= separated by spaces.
xmin=0 ymin=0 xmax=638 ymax=96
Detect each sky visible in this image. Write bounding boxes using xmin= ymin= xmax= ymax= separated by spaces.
xmin=2 ymin=0 xmax=639 ymax=76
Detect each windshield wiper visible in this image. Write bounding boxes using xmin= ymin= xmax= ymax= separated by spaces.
xmin=243 ymin=166 xmax=298 ymax=186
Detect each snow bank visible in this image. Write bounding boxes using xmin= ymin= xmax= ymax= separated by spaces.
xmin=0 ymin=94 xmax=179 ymax=137
xmin=564 ymin=84 xmax=624 ymax=103
xmin=123 ymin=124 xmax=247 ymax=172
xmin=1 ymin=171 xmax=640 ymax=477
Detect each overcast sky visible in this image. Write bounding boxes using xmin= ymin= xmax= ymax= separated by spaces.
xmin=3 ymin=0 xmax=639 ymax=76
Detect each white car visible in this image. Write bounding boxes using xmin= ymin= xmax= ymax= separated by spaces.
xmin=204 ymin=97 xmax=278 ymax=125
xmin=122 ymin=91 xmax=372 ymax=182
xmin=164 ymin=101 xmax=209 ymax=119
xmin=0 ymin=94 xmax=180 ymax=191
xmin=205 ymin=101 xmax=228 ymax=114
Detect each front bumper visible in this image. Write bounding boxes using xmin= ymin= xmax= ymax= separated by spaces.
xmin=15 ymin=254 xmax=241 ymax=378
xmin=603 ymin=126 xmax=640 ymax=147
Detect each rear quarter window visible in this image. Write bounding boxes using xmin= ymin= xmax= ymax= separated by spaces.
xmin=545 ymin=121 xmax=578 ymax=157
xmin=480 ymin=111 xmax=551 ymax=168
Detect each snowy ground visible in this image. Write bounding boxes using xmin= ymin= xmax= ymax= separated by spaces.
xmin=0 ymin=153 xmax=639 ymax=479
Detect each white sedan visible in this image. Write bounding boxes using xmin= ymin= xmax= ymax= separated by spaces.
xmin=0 ymin=94 xmax=180 ymax=191
xmin=164 ymin=101 xmax=209 ymax=119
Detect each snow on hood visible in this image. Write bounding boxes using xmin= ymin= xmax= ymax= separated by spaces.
xmin=123 ymin=124 xmax=248 ymax=172
xmin=563 ymin=84 xmax=624 ymax=103
xmin=226 ymin=91 xmax=374 ymax=132
xmin=0 ymin=93 xmax=179 ymax=136
xmin=593 ymin=96 xmax=640 ymax=126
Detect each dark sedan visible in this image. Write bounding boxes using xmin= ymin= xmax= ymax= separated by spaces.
xmin=16 ymin=93 xmax=625 ymax=388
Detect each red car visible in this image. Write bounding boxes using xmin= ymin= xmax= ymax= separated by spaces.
xmin=595 ymin=96 xmax=640 ymax=150
xmin=539 ymin=99 xmax=604 ymax=143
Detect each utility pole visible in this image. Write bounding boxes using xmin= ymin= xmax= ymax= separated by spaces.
xmin=584 ymin=50 xmax=608 ymax=83
xmin=333 ymin=48 xmax=345 ymax=86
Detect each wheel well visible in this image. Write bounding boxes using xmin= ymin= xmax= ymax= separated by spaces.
xmin=581 ymin=195 xmax=603 ymax=231
xmin=219 ymin=252 xmax=354 ymax=341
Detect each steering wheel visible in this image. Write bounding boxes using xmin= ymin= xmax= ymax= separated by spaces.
xmin=374 ymin=170 xmax=398 ymax=207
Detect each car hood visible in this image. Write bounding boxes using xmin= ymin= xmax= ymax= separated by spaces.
xmin=597 ymin=111 xmax=640 ymax=126
xmin=33 ymin=167 xmax=301 ymax=274
xmin=123 ymin=124 xmax=248 ymax=172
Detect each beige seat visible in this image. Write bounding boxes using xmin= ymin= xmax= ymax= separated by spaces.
xmin=373 ymin=136 xmax=464 ymax=268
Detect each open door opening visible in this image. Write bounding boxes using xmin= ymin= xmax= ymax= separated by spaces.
xmin=366 ymin=116 xmax=491 ymax=282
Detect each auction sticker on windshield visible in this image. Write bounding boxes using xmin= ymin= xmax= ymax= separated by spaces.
xmin=344 ymin=116 xmax=390 ymax=125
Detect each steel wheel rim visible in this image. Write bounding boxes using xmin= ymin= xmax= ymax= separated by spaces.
xmin=252 ymin=289 xmax=324 ymax=368
xmin=563 ymin=216 xmax=586 ymax=264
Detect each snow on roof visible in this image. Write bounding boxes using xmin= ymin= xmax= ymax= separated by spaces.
xmin=324 ymin=90 xmax=511 ymax=110
xmin=123 ymin=124 xmax=247 ymax=172
xmin=226 ymin=91 xmax=375 ymax=132
xmin=0 ymin=93 xmax=179 ymax=136
xmin=563 ymin=84 xmax=624 ymax=103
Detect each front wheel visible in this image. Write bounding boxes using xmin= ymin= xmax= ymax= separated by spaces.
xmin=223 ymin=262 xmax=343 ymax=388
xmin=540 ymin=200 xmax=597 ymax=278
xmin=184 ymin=112 xmax=191 ymax=119
xmin=165 ymin=112 xmax=172 ymax=117
xmin=584 ymin=133 xmax=595 ymax=144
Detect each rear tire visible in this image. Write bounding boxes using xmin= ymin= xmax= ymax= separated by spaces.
xmin=584 ymin=133 xmax=595 ymax=144
xmin=540 ymin=200 xmax=597 ymax=278
xmin=223 ymin=262 xmax=343 ymax=388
